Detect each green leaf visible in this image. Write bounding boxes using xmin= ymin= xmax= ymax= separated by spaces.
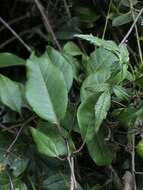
xmin=10 ymin=157 xmax=29 ymax=177
xmin=0 ymin=53 xmax=25 ymax=68
xmin=75 ymin=7 xmax=100 ymax=23
xmin=26 ymin=54 xmax=68 ymax=124
xmin=113 ymin=85 xmax=130 ymax=101
xmin=86 ymin=47 xmax=118 ymax=74
xmin=86 ymin=130 xmax=113 ymax=166
xmin=112 ymin=12 xmax=133 ymax=26
xmin=94 ymin=91 xmax=111 ymax=132
xmin=76 ymin=34 xmax=120 ymax=53
xmin=0 ymin=74 xmax=23 ymax=112
xmin=46 ymin=46 xmax=73 ymax=91
xmin=30 ymin=127 xmax=67 ymax=157
xmin=63 ymin=41 xmax=83 ymax=56
xmin=80 ymin=70 xmax=111 ymax=101
xmin=77 ymin=94 xmax=101 ymax=141
xmin=42 ymin=174 xmax=70 ymax=190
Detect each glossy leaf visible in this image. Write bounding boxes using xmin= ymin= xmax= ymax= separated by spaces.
xmin=0 ymin=74 xmax=23 ymax=112
xmin=30 ymin=127 xmax=67 ymax=157
xmin=26 ymin=54 xmax=68 ymax=124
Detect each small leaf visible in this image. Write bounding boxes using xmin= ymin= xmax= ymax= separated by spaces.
xmin=0 ymin=53 xmax=25 ymax=68
xmin=113 ymin=85 xmax=130 ymax=101
xmin=63 ymin=41 xmax=83 ymax=56
xmin=26 ymin=54 xmax=68 ymax=124
xmin=81 ymin=70 xmax=111 ymax=101
xmin=0 ymin=74 xmax=23 ymax=112
xmin=94 ymin=90 xmax=111 ymax=132
xmin=30 ymin=127 xmax=67 ymax=157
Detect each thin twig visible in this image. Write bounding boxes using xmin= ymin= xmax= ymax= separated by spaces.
xmin=129 ymin=0 xmax=143 ymax=64
xmin=102 ymin=0 xmax=113 ymax=39
xmin=6 ymin=126 xmax=23 ymax=153
xmin=0 ymin=13 xmax=30 ymax=33
xmin=34 ymin=0 xmax=62 ymax=51
xmin=120 ymin=7 xmax=143 ymax=45
xmin=131 ymin=134 xmax=137 ymax=190
xmin=63 ymin=0 xmax=71 ymax=19
xmin=66 ymin=141 xmax=77 ymax=190
xmin=0 ymin=16 xmax=31 ymax=53
xmin=0 ymin=29 xmax=31 ymax=49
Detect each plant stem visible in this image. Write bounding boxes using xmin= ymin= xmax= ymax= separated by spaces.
xmin=131 ymin=133 xmax=137 ymax=190
xmin=129 ymin=0 xmax=143 ymax=64
xmin=102 ymin=0 xmax=113 ymax=39
xmin=120 ymin=7 xmax=143 ymax=45
xmin=63 ymin=0 xmax=71 ymax=19
xmin=34 ymin=0 xmax=62 ymax=51
xmin=0 ymin=16 xmax=31 ymax=53
xmin=66 ymin=141 xmax=77 ymax=190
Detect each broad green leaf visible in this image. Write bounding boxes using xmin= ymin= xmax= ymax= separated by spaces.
xmin=94 ymin=91 xmax=111 ymax=132
xmin=86 ymin=130 xmax=113 ymax=166
xmin=86 ymin=47 xmax=118 ymax=74
xmin=46 ymin=46 xmax=73 ymax=90
xmin=77 ymin=94 xmax=101 ymax=140
xmin=80 ymin=70 xmax=111 ymax=101
xmin=113 ymin=85 xmax=130 ymax=101
xmin=0 ymin=74 xmax=23 ymax=112
xmin=63 ymin=41 xmax=83 ymax=56
xmin=30 ymin=127 xmax=67 ymax=157
xmin=0 ymin=53 xmax=25 ymax=68
xmin=26 ymin=54 xmax=68 ymax=124
xmin=112 ymin=12 xmax=133 ymax=26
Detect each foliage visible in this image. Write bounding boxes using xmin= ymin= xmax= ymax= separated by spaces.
xmin=0 ymin=0 xmax=143 ymax=189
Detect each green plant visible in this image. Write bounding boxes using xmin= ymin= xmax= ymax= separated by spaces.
xmin=2 ymin=32 xmax=143 ymax=189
